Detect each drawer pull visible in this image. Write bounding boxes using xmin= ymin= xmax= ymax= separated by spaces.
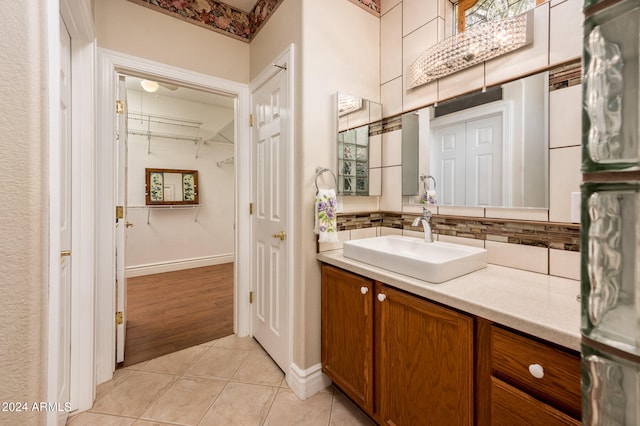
xmin=360 ymin=286 xmax=369 ymax=295
xmin=528 ymin=363 xmax=544 ymax=379
xmin=377 ymin=293 xmax=386 ymax=302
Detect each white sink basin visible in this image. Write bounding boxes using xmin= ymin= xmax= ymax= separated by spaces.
xmin=343 ymin=235 xmax=487 ymax=283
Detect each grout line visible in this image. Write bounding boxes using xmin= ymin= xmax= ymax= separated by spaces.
xmin=327 ymin=389 xmax=337 ymax=426
xmin=82 ymin=335 xmax=344 ymax=425
xmin=193 ymin=378 xmax=231 ymax=426
xmin=129 ymin=370 xmax=180 ymax=424
xmin=260 ymin=384 xmax=281 ymax=426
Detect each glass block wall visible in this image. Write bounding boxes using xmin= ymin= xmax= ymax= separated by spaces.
xmin=580 ymin=0 xmax=640 ymax=423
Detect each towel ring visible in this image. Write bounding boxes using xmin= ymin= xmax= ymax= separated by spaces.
xmin=315 ymin=167 xmax=337 ymax=192
xmin=420 ymin=174 xmax=436 ymax=192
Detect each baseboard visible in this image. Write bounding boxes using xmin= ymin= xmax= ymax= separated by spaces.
xmin=126 ymin=254 xmax=234 ymax=277
xmin=286 ymin=362 xmax=332 ymax=400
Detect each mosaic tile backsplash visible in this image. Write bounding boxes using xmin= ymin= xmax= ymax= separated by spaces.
xmin=548 ymin=60 xmax=581 ymax=91
xmin=337 ymin=212 xmax=580 ymax=252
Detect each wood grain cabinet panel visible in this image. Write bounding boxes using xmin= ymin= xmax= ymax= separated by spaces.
xmin=490 ymin=377 xmax=580 ymax=426
xmin=378 ymin=285 xmax=474 ymax=426
xmin=321 ymin=265 xmax=374 ymax=413
xmin=321 ymin=265 xmax=474 ymax=425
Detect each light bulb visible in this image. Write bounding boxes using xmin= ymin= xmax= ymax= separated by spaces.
xmin=140 ymin=80 xmax=159 ymax=93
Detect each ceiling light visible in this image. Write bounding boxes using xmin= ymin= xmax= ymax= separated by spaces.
xmin=140 ymin=80 xmax=160 ymax=93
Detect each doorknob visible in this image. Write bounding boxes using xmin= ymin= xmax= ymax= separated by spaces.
xmin=272 ymin=230 xmax=286 ymax=241
xmin=125 ymin=221 xmax=134 ymax=228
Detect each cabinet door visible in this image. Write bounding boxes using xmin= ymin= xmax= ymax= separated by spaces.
xmin=321 ymin=265 xmax=374 ymax=413
xmin=378 ymin=285 xmax=474 ymax=426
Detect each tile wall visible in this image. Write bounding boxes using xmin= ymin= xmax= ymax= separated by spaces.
xmin=321 ymin=0 xmax=584 ymax=281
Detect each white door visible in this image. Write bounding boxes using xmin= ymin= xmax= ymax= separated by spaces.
xmin=57 ymin=15 xmax=72 ymax=425
xmin=431 ymin=124 xmax=466 ymax=205
xmin=251 ymin=68 xmax=289 ymax=371
xmin=465 ymin=114 xmax=503 ymax=206
xmin=115 ymin=75 xmax=129 ymax=363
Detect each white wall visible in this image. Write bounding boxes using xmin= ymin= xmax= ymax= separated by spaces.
xmin=299 ymin=0 xmax=380 ymax=368
xmin=0 ymin=1 xmax=50 ymax=424
xmin=125 ymin=89 xmax=235 ymax=275
xmin=95 ymin=0 xmax=250 ymax=83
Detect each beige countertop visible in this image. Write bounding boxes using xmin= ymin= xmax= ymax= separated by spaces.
xmin=317 ymin=249 xmax=581 ymax=352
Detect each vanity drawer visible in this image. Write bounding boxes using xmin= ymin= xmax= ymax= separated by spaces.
xmin=490 ymin=377 xmax=580 ymax=426
xmin=490 ymin=326 xmax=581 ymax=418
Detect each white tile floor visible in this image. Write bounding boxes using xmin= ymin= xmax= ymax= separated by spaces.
xmin=67 ymin=335 xmax=375 ymax=425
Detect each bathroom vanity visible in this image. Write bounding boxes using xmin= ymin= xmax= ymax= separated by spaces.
xmin=318 ymin=250 xmax=581 ymax=425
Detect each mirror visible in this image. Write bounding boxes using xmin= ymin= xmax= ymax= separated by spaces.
xmin=403 ymin=71 xmax=549 ymax=208
xmin=336 ymin=92 xmax=383 ymax=196
xmin=145 ymin=168 xmax=199 ymax=205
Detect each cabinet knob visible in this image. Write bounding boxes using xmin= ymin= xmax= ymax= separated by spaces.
xmin=377 ymin=293 xmax=386 ymax=302
xmin=528 ymin=363 xmax=544 ymax=379
xmin=360 ymin=286 xmax=369 ymax=295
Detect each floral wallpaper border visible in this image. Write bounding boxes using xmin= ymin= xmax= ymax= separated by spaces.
xmin=127 ymin=0 xmax=380 ymax=43
xmin=348 ymin=0 xmax=381 ymax=16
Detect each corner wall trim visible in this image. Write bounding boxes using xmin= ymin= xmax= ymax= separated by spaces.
xmin=126 ymin=253 xmax=234 ymax=277
xmin=287 ymin=362 xmax=332 ymax=401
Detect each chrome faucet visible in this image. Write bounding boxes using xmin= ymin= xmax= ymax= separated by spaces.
xmin=411 ymin=207 xmax=434 ymax=243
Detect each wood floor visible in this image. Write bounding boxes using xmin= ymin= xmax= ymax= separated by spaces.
xmin=122 ymin=263 xmax=234 ymax=367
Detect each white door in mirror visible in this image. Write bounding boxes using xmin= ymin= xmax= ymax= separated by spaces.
xmin=528 ymin=363 xmax=544 ymax=379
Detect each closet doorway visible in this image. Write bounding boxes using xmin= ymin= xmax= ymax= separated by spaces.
xmin=120 ymin=75 xmax=237 ymax=367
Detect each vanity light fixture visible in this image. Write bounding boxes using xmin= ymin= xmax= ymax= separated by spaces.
xmin=407 ymin=10 xmax=534 ymax=89
xmin=337 ymin=93 xmax=363 ymax=116
xmin=140 ymin=79 xmax=160 ymax=93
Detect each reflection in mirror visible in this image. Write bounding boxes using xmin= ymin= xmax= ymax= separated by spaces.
xmin=145 ymin=168 xmax=199 ymax=205
xmin=403 ymin=71 xmax=549 ymax=208
xmin=336 ymin=92 xmax=383 ymax=196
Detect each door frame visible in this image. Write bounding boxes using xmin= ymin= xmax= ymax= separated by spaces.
xmin=49 ymin=0 xmax=96 ymax=421
xmin=429 ymin=100 xmax=512 ymax=206
xmin=248 ymin=44 xmax=295 ymax=379
xmin=95 ymin=49 xmax=251 ymax=384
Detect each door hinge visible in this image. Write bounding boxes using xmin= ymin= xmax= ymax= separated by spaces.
xmin=249 ymin=291 xmax=253 ymax=304
xmin=249 ymin=203 xmax=254 ymax=215
xmin=116 ymin=311 xmax=123 ymax=325
xmin=116 ymin=100 xmax=125 ymax=115
xmin=249 ymin=114 xmax=254 ymax=127
xmin=116 ymin=205 xmax=124 ymax=220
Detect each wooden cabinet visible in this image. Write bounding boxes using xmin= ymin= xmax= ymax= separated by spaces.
xmin=321 ymin=265 xmax=474 ymax=425
xmin=321 ymin=264 xmax=581 ymax=426
xmin=377 ymin=284 xmax=474 ymax=426
xmin=321 ymin=265 xmax=374 ymax=413
xmin=477 ymin=321 xmax=581 ymax=425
